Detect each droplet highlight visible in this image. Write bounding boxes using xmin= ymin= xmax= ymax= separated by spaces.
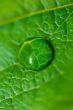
xmin=18 ymin=37 xmax=54 ymax=71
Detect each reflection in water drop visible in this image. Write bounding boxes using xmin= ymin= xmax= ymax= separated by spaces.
xmin=29 ymin=56 xmax=33 ymax=65
xmin=18 ymin=37 xmax=54 ymax=71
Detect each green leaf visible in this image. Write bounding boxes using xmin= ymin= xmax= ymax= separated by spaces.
xmin=0 ymin=0 xmax=73 ymax=25
xmin=0 ymin=1 xmax=73 ymax=110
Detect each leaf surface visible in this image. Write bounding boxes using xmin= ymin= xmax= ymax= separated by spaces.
xmin=0 ymin=0 xmax=73 ymax=25
xmin=0 ymin=1 xmax=73 ymax=110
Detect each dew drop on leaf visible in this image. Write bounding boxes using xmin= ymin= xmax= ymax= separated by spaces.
xmin=18 ymin=37 xmax=54 ymax=71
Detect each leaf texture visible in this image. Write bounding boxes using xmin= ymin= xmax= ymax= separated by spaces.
xmin=0 ymin=1 xmax=73 ymax=110
xmin=0 ymin=0 xmax=73 ymax=25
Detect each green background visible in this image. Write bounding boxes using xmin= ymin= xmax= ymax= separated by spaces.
xmin=0 ymin=0 xmax=73 ymax=110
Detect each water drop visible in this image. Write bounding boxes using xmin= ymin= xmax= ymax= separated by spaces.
xmin=18 ymin=37 xmax=54 ymax=71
